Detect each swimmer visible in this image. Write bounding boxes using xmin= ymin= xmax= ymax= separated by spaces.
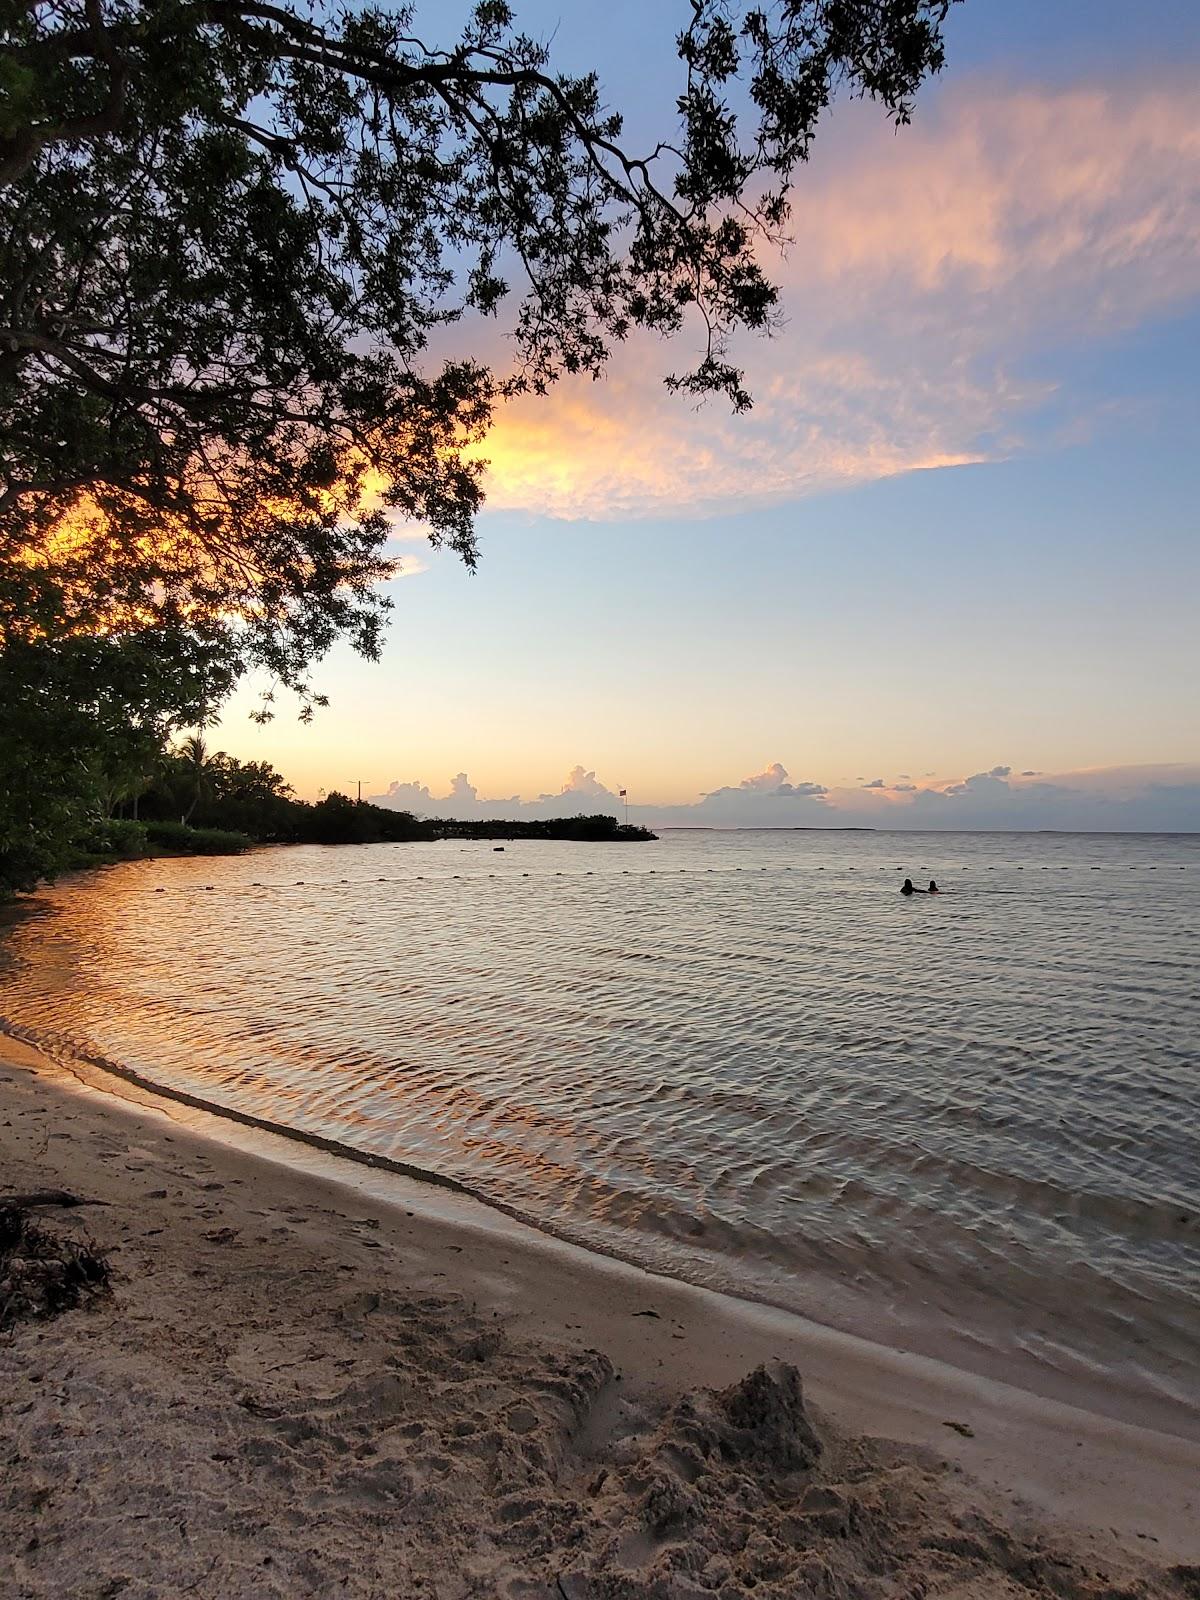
xmin=928 ymin=880 xmax=940 ymax=894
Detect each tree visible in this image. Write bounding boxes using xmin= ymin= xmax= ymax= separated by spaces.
xmin=173 ymin=733 xmax=219 ymax=822
xmin=2 ymin=0 xmax=956 ymax=707
xmin=190 ymin=754 xmax=297 ymax=838
xmin=304 ymin=789 xmax=429 ymax=843
xmin=0 ymin=627 xmax=216 ymax=892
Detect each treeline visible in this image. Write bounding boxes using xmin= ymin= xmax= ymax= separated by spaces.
xmin=77 ymin=745 xmax=436 ymax=860
xmin=0 ymin=733 xmax=430 ymax=894
xmin=125 ymin=747 xmax=654 ymax=845
xmin=1 ymin=737 xmax=654 ymax=896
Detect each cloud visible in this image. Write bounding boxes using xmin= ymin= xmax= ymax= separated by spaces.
xmin=373 ymin=765 xmax=615 ymax=822
xmin=384 ymin=515 xmax=436 ymax=545
xmin=943 ymin=764 xmax=1012 ymax=796
xmin=553 ymin=765 xmax=615 ymax=800
xmin=863 ymin=778 xmax=886 ymax=789
xmin=469 ymin=74 xmax=1200 ymax=520
xmin=737 ymin=761 xmax=791 ymax=792
xmin=375 ymin=777 xmax=436 ymax=811
xmin=692 ymin=762 xmax=830 ymax=823
xmin=709 ymin=761 xmax=828 ymax=801
xmin=370 ymin=761 xmax=1200 ymax=831
xmin=895 ymin=764 xmax=1200 ymax=830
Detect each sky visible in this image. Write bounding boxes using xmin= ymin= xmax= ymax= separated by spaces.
xmin=216 ymin=0 xmax=1200 ymax=829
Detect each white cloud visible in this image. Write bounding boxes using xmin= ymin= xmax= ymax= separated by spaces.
xmin=552 ymin=765 xmax=616 ymax=800
xmin=737 ymin=761 xmax=791 ymax=793
xmin=373 ymin=765 xmax=615 ymax=822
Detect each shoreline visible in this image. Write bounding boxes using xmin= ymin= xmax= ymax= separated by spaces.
xmin=6 ymin=1011 xmax=1197 ymax=1451
xmin=2 ymin=1032 xmax=1198 ymax=1595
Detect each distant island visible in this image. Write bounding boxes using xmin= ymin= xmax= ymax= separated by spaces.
xmin=658 ymin=825 xmax=876 ymax=832
xmin=429 ymin=816 xmax=655 ymax=843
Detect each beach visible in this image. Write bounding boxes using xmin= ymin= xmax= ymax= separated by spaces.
xmin=3 ymin=1036 xmax=1197 ymax=1600
xmin=6 ymin=0 xmax=1198 ymax=1591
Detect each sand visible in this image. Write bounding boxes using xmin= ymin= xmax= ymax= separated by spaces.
xmin=1 ymin=1038 xmax=1197 ymax=1600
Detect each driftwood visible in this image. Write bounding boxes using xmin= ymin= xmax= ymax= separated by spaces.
xmin=1 ymin=1198 xmax=111 ymax=1329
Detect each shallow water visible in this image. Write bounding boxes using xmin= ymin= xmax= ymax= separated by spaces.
xmin=2 ymin=829 xmax=1197 ymax=1431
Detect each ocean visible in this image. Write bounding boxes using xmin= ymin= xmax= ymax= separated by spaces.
xmin=2 ymin=828 xmax=1196 ymax=1436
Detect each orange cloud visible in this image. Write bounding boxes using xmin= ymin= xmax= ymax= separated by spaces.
xmin=469 ymin=75 xmax=1200 ymax=521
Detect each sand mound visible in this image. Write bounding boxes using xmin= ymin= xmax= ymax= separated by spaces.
xmin=713 ymin=1360 xmax=824 ymax=1472
xmin=3 ymin=1262 xmax=1187 ymax=1599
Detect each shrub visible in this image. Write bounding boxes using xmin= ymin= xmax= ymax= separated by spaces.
xmin=184 ymin=827 xmax=252 ymax=855
xmin=143 ymin=821 xmax=251 ymax=855
xmin=77 ymin=818 xmax=150 ymax=859
xmin=140 ymin=819 xmax=192 ymax=850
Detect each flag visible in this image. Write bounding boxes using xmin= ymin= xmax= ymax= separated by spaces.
xmin=618 ymin=789 xmax=627 ymax=797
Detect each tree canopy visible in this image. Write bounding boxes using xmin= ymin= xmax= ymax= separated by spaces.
xmin=3 ymin=1 xmax=954 ymax=682
xmin=0 ymin=0 xmax=956 ymax=892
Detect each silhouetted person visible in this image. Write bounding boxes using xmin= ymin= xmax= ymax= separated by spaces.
xmin=928 ymin=880 xmax=940 ymax=894
xmin=901 ymin=878 xmax=915 ymax=895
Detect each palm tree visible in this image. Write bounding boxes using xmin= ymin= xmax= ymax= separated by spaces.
xmin=176 ymin=734 xmax=218 ymax=824
xmin=91 ymin=731 xmax=166 ymax=821
xmin=98 ymin=758 xmax=152 ymax=820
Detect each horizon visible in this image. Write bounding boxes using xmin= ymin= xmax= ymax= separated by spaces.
xmin=333 ymin=758 xmax=1200 ymax=832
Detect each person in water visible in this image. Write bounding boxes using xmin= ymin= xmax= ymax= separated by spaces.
xmin=901 ymin=878 xmax=933 ymax=895
xmin=928 ymin=880 xmax=940 ymax=894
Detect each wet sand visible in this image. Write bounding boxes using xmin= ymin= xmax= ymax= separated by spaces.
xmin=2 ymin=1036 xmax=1197 ymax=1599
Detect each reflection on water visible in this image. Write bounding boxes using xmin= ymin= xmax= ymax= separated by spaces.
xmin=2 ymin=829 xmax=1198 ymax=1431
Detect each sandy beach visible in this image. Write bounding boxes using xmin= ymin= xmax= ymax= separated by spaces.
xmin=2 ymin=1036 xmax=1198 ymax=1600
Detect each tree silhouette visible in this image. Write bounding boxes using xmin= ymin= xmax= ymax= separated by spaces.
xmin=173 ymin=734 xmax=221 ymax=823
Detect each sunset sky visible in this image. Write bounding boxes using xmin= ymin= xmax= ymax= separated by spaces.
xmin=216 ymin=0 xmax=1200 ymax=828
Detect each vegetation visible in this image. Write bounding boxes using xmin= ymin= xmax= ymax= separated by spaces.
xmin=1 ymin=1 xmax=954 ymax=897
xmin=141 ymin=821 xmax=252 ymax=855
xmin=0 ymin=736 xmax=655 ymax=888
xmin=0 ymin=629 xmax=220 ymax=892
xmin=434 ymin=815 xmax=654 ymax=843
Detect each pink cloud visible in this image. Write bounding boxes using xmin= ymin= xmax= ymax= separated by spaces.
xmin=471 ymin=74 xmax=1200 ymax=520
